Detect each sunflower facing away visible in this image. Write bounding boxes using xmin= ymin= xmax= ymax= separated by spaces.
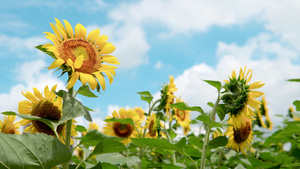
xmin=144 ymin=113 xmax=163 ymax=138
xmin=222 ymin=66 xmax=264 ymax=128
xmin=225 ymin=113 xmax=254 ymax=154
xmin=0 ymin=115 xmax=20 ymax=134
xmin=18 ymin=85 xmax=77 ymax=144
xmin=103 ymin=108 xmax=141 ymax=145
xmin=43 ymin=18 xmax=120 ymax=90
xmin=173 ymin=97 xmax=191 ymax=128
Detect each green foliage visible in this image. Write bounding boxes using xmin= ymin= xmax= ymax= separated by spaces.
xmin=79 ymin=129 xmax=122 ymax=146
xmin=0 ymin=133 xmax=71 ymax=169
xmin=104 ymin=117 xmax=134 ymax=126
xmin=137 ymin=91 xmax=153 ymax=105
xmin=196 ymin=114 xmax=224 ymax=128
xmin=203 ymin=79 xmax=222 ymax=91
xmin=35 ymin=45 xmax=56 ymax=59
xmin=77 ymin=85 xmax=98 ymax=97
xmin=170 ymin=102 xmax=204 ymax=114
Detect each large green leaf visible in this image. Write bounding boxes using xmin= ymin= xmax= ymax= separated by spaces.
xmin=248 ymin=157 xmax=279 ymax=168
xmin=79 ymin=129 xmax=122 ymax=146
xmin=77 ymin=85 xmax=98 ymax=98
xmin=95 ymin=153 xmax=140 ymax=167
xmin=104 ymin=117 xmax=134 ymax=126
xmin=93 ymin=140 xmax=127 ymax=155
xmin=188 ymin=136 xmax=203 ymax=149
xmin=196 ymin=114 xmax=223 ymax=128
xmin=274 ymin=124 xmax=300 ymax=138
xmin=137 ymin=91 xmax=153 ymax=104
xmin=59 ymin=90 xmax=92 ymax=123
xmin=169 ymin=102 xmax=204 ymax=114
xmin=0 ymin=133 xmax=71 ymax=169
xmin=131 ymin=137 xmax=186 ymax=153
xmin=209 ymin=136 xmax=228 ymax=149
xmin=203 ymin=80 xmax=222 ymax=91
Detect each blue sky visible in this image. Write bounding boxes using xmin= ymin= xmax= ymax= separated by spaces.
xmin=1 ymin=0 xmax=300 ymax=128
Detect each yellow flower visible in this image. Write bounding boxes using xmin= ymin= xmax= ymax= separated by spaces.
xmin=43 ymin=18 xmax=119 ymax=90
xmin=265 ymin=116 xmax=273 ymax=130
xmin=0 ymin=115 xmax=20 ymax=134
xmin=18 ymin=85 xmax=77 ymax=144
xmin=255 ymin=110 xmax=267 ymax=128
xmin=173 ymin=97 xmax=191 ymax=128
xmin=82 ymin=122 xmax=99 ymax=136
xmin=103 ymin=108 xmax=141 ymax=145
xmin=212 ymin=129 xmax=223 ymax=138
xmin=225 ymin=114 xmax=253 ymax=155
xmin=165 ymin=75 xmax=177 ymax=121
xmin=183 ymin=125 xmax=190 ymax=136
xmin=144 ymin=113 xmax=159 ymax=138
xmin=289 ymin=105 xmax=300 ymax=121
xmin=133 ymin=107 xmax=146 ymax=122
xmin=222 ymin=66 xmax=264 ymax=128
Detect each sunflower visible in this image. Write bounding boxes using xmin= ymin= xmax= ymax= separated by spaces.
xmin=18 ymin=85 xmax=77 ymax=144
xmin=43 ymin=18 xmax=119 ymax=90
xmin=265 ymin=116 xmax=273 ymax=130
xmin=183 ymin=125 xmax=190 ymax=136
xmin=103 ymin=108 xmax=141 ymax=145
xmin=222 ymin=66 xmax=264 ymax=128
xmin=82 ymin=122 xmax=99 ymax=136
xmin=225 ymin=114 xmax=254 ymax=155
xmin=255 ymin=110 xmax=267 ymax=128
xmin=0 ymin=115 xmax=20 ymax=134
xmin=133 ymin=107 xmax=146 ymax=122
xmin=173 ymin=97 xmax=191 ymax=128
xmin=289 ymin=105 xmax=300 ymax=121
xmin=144 ymin=113 xmax=162 ymax=138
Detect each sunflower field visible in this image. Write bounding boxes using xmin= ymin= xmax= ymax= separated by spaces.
xmin=0 ymin=19 xmax=300 ymax=169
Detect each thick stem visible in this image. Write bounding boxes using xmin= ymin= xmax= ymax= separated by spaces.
xmin=217 ymin=149 xmax=224 ymax=169
xmin=200 ymin=93 xmax=220 ymax=169
xmin=62 ymin=87 xmax=74 ymax=169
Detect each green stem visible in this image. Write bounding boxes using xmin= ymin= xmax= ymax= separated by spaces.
xmin=217 ymin=149 xmax=224 ymax=169
xmin=182 ymin=151 xmax=198 ymax=169
xmin=62 ymin=87 xmax=74 ymax=169
xmin=164 ymin=128 xmax=176 ymax=165
xmin=75 ymin=158 xmax=86 ymax=169
xmin=200 ymin=93 xmax=221 ymax=169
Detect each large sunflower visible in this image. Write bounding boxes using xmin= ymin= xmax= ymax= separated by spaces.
xmin=173 ymin=97 xmax=191 ymax=128
xmin=225 ymin=114 xmax=254 ymax=154
xmin=0 ymin=115 xmax=20 ymax=134
xmin=103 ymin=108 xmax=141 ymax=145
xmin=222 ymin=66 xmax=264 ymax=128
xmin=18 ymin=85 xmax=77 ymax=144
xmin=43 ymin=18 xmax=119 ymax=90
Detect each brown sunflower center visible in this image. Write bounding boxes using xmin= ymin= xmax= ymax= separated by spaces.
xmin=58 ymin=38 xmax=101 ymax=74
xmin=2 ymin=123 xmax=16 ymax=134
xmin=176 ymin=110 xmax=186 ymax=121
xmin=148 ymin=120 xmax=157 ymax=137
xmin=113 ymin=122 xmax=134 ymax=138
xmin=31 ymin=100 xmax=63 ymax=135
xmin=233 ymin=121 xmax=251 ymax=143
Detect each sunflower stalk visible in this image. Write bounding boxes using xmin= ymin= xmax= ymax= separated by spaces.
xmin=62 ymin=87 xmax=74 ymax=169
xmin=200 ymin=92 xmax=221 ymax=169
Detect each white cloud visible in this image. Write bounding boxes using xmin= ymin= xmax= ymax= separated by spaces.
xmin=155 ymin=61 xmax=163 ymax=69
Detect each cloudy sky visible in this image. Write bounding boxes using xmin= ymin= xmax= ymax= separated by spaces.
xmin=1 ymin=0 xmax=300 ymax=129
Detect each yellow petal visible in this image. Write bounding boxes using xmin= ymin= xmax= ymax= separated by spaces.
xmin=50 ymin=23 xmax=62 ymax=41
xmin=18 ymin=119 xmax=31 ymax=126
xmin=50 ymin=84 xmax=58 ymax=102
xmin=75 ymin=23 xmax=86 ymax=39
xmin=104 ymin=70 xmax=114 ymax=84
xmin=231 ymin=70 xmax=236 ymax=79
xmin=67 ymin=72 xmax=80 ymax=89
xmin=249 ymin=81 xmax=265 ymax=89
xmin=22 ymin=91 xmax=39 ymax=104
xmin=63 ymin=20 xmax=74 ymax=37
xmin=33 ymin=88 xmax=44 ymax=101
xmin=74 ymin=55 xmax=84 ymax=69
xmin=249 ymin=91 xmax=264 ymax=98
xmin=55 ymin=18 xmax=68 ymax=39
xmin=44 ymin=32 xmax=60 ymax=47
xmin=87 ymin=75 xmax=97 ymax=90
xmin=44 ymin=86 xmax=51 ymax=100
xmin=80 ymin=73 xmax=91 ymax=85
xmin=23 ymin=124 xmax=34 ymax=132
xmin=94 ymin=35 xmax=108 ymax=48
xmin=101 ymin=55 xmax=120 ymax=65
xmin=99 ymin=42 xmax=116 ymax=54
xmin=87 ymin=29 xmax=100 ymax=44
xmin=94 ymin=73 xmax=106 ymax=90
xmin=49 ymin=58 xmax=65 ymax=70
xmin=248 ymin=98 xmax=261 ymax=109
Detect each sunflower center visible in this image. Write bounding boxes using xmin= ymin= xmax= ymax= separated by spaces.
xmin=31 ymin=100 xmax=63 ymax=135
xmin=59 ymin=38 xmax=101 ymax=74
xmin=176 ymin=110 xmax=186 ymax=121
xmin=113 ymin=122 xmax=133 ymax=138
xmin=1 ymin=123 xmax=16 ymax=134
xmin=233 ymin=121 xmax=251 ymax=143
xmin=148 ymin=120 xmax=157 ymax=137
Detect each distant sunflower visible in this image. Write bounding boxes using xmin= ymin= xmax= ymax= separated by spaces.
xmin=265 ymin=116 xmax=273 ymax=130
xmin=134 ymin=107 xmax=146 ymax=122
xmin=255 ymin=110 xmax=267 ymax=128
xmin=222 ymin=67 xmax=264 ymax=128
xmin=225 ymin=114 xmax=253 ymax=154
xmin=43 ymin=18 xmax=119 ymax=90
xmin=103 ymin=108 xmax=140 ymax=145
xmin=82 ymin=122 xmax=99 ymax=136
xmin=18 ymin=85 xmax=77 ymax=144
xmin=183 ymin=125 xmax=190 ymax=136
xmin=0 ymin=115 xmax=20 ymax=134
xmin=289 ymin=105 xmax=300 ymax=121
xmin=173 ymin=97 xmax=191 ymax=128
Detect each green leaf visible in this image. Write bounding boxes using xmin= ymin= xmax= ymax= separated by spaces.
xmin=104 ymin=117 xmax=134 ymax=126
xmin=167 ymin=129 xmax=177 ymax=140
xmin=59 ymin=90 xmax=92 ymax=123
xmin=188 ymin=136 xmax=203 ymax=149
xmin=293 ymin=100 xmax=300 ymax=111
xmin=248 ymin=157 xmax=279 ymax=168
xmin=209 ymin=136 xmax=228 ymax=149
xmin=35 ymin=45 xmax=56 ymax=59
xmin=287 ymin=78 xmax=300 ymax=82
xmin=274 ymin=124 xmax=300 ymax=138
xmin=131 ymin=137 xmax=186 ymax=153
xmin=196 ymin=114 xmax=223 ymax=128
xmin=183 ymin=147 xmax=202 ymax=158
xmin=292 ymin=112 xmax=300 ymax=118
xmin=282 ymin=163 xmax=300 ymax=167
xmin=95 ymin=153 xmax=140 ymax=167
xmin=98 ymin=162 xmax=119 ymax=169
xmin=79 ymin=129 xmax=122 ymax=146
xmin=0 ymin=133 xmax=71 ymax=169
xmin=137 ymin=91 xmax=153 ymax=104
xmin=77 ymin=85 xmax=98 ymax=97
xmin=75 ymin=125 xmax=87 ymax=132
xmin=207 ymin=103 xmax=226 ymax=121
xmin=169 ymin=102 xmax=204 ymax=114
xmin=203 ymin=79 xmax=222 ymax=91
xmin=93 ymin=140 xmax=127 ymax=155
xmin=162 ymin=164 xmax=184 ymax=169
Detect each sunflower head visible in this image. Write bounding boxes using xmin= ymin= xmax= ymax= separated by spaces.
xmin=225 ymin=114 xmax=253 ymax=154
xmin=222 ymin=67 xmax=264 ymax=122
xmin=173 ymin=97 xmax=191 ymax=127
xmin=0 ymin=115 xmax=20 ymax=134
xmin=18 ymin=85 xmax=77 ymax=144
xmin=144 ymin=113 xmax=163 ymax=138
xmin=288 ymin=106 xmax=294 ymax=118
xmin=103 ymin=108 xmax=140 ymax=145
xmin=133 ymin=107 xmax=146 ymax=122
xmin=42 ymin=18 xmax=120 ymax=90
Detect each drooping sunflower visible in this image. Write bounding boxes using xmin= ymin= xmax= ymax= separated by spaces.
xmin=173 ymin=97 xmax=191 ymax=128
xmin=0 ymin=115 xmax=20 ymax=134
xmin=222 ymin=66 xmax=264 ymax=128
xmin=255 ymin=110 xmax=267 ymax=128
xmin=43 ymin=18 xmax=119 ymax=90
xmin=103 ymin=108 xmax=141 ymax=145
xmin=225 ymin=114 xmax=254 ymax=155
xmin=18 ymin=85 xmax=77 ymax=144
